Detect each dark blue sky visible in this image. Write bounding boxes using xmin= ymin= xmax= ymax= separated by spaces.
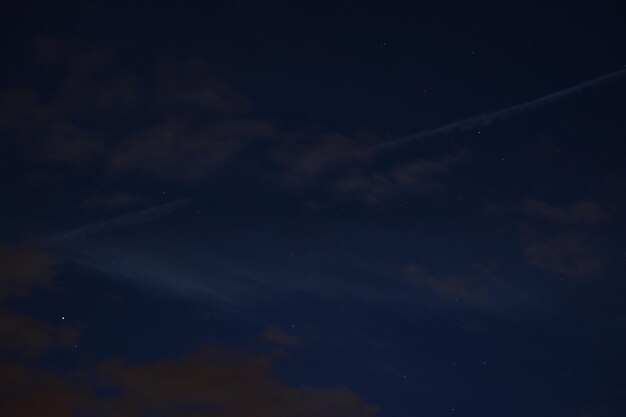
xmin=1 ymin=1 xmax=625 ymax=416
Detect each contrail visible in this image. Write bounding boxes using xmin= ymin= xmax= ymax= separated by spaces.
xmin=373 ymin=68 xmax=626 ymax=151
xmin=46 ymin=197 xmax=192 ymax=246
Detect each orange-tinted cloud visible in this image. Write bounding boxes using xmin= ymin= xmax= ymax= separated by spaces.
xmin=0 ymin=309 xmax=77 ymax=357
xmin=94 ymin=347 xmax=378 ymax=417
xmin=262 ymin=326 xmax=300 ymax=347
xmin=0 ymin=244 xmax=56 ymax=302
xmin=2 ymin=344 xmax=378 ymax=417
xmin=0 ymin=243 xmax=376 ymax=417
xmin=0 ymin=245 xmax=76 ymax=356
xmin=0 ymin=364 xmax=89 ymax=417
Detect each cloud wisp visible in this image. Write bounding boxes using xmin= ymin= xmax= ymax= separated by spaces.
xmin=45 ymin=197 xmax=192 ymax=245
xmin=373 ymin=68 xmax=626 ymax=151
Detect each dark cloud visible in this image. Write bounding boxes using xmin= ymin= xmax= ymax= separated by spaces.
xmin=109 ymin=118 xmax=274 ymax=180
xmin=0 ymin=86 xmax=106 ymax=165
xmin=0 ymin=364 xmax=89 ymax=417
xmin=521 ymin=199 xmax=610 ymax=225
xmin=0 ymin=245 xmax=77 ymax=356
xmin=273 ymin=128 xmax=469 ymax=203
xmin=0 ymin=309 xmax=77 ymax=357
xmin=0 ymin=244 xmax=56 ymax=302
xmin=0 ymin=39 xmax=270 ymax=184
xmin=154 ymin=58 xmax=252 ymax=116
xmin=405 ymin=263 xmax=497 ymax=306
xmin=515 ymin=199 xmax=610 ymax=278
xmin=0 ymin=39 xmax=137 ymax=165
xmin=95 ymin=347 xmax=378 ymax=417
xmin=272 ymin=130 xmax=375 ymax=183
xmin=486 ymin=199 xmax=613 ymax=278
xmin=2 ymin=345 xmax=378 ymax=417
xmin=523 ymin=233 xmax=603 ymax=277
xmin=333 ymin=147 xmax=470 ymax=203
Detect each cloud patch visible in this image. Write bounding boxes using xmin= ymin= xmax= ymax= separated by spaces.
xmin=96 ymin=347 xmax=378 ymax=417
xmin=523 ymin=233 xmax=603 ymax=277
xmin=0 ymin=245 xmax=77 ymax=356
xmin=0 ymin=39 xmax=270 ymax=183
xmin=273 ymin=129 xmax=469 ymax=203
xmin=521 ymin=199 xmax=610 ymax=225
xmin=516 ymin=199 xmax=610 ymax=278
xmin=405 ymin=263 xmax=499 ymax=306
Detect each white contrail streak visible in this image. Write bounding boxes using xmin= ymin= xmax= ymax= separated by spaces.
xmin=46 ymin=197 xmax=192 ymax=245
xmin=373 ymin=68 xmax=626 ymax=151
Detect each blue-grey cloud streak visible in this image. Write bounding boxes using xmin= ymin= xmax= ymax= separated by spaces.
xmin=45 ymin=197 xmax=192 ymax=246
xmin=373 ymin=68 xmax=626 ymax=151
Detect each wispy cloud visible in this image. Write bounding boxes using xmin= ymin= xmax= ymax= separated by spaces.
xmin=523 ymin=233 xmax=603 ymax=277
xmin=0 ymin=39 xmax=272 ymax=183
xmin=273 ymin=129 xmax=469 ymax=203
xmin=404 ymin=262 xmax=515 ymax=309
xmin=45 ymin=198 xmax=192 ymax=245
xmin=515 ymin=199 xmax=611 ymax=278
xmin=521 ymin=199 xmax=610 ymax=225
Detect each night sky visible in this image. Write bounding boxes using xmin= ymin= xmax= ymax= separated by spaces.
xmin=1 ymin=1 xmax=626 ymax=416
